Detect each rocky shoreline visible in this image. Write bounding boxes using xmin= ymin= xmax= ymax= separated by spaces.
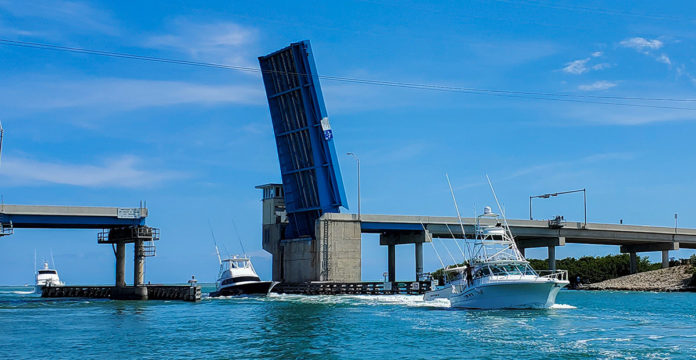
xmin=581 ymin=265 xmax=696 ymax=292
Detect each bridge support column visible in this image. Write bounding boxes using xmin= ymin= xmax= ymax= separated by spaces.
xmin=620 ymin=243 xmax=678 ymax=274
xmin=415 ymin=242 xmax=423 ymax=280
xmin=115 ymin=241 xmax=126 ymax=287
xmin=629 ymin=252 xmax=637 ymax=274
xmin=134 ymin=239 xmax=144 ymax=286
xmin=388 ymin=244 xmax=395 ymax=282
xmin=519 ymin=247 xmax=526 ymax=258
xmin=548 ymin=246 xmax=556 ymax=271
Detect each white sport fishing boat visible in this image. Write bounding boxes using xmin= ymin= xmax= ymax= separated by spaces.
xmin=209 ymin=256 xmax=276 ymax=297
xmin=35 ymin=261 xmax=64 ymax=293
xmin=425 ymin=206 xmax=569 ymax=309
xmin=425 ymin=175 xmax=569 ymax=309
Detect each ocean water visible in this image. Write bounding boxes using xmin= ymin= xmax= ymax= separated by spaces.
xmin=1 ymin=286 xmax=695 ymax=359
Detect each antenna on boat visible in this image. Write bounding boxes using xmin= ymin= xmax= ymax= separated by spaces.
xmin=50 ymin=249 xmax=56 ymax=269
xmin=34 ymin=249 xmax=37 ymax=276
xmin=485 ymin=174 xmax=523 ymax=258
xmin=485 ymin=175 xmax=510 ymax=234
xmin=207 ymin=220 xmax=222 ymax=265
xmin=421 ymin=223 xmax=446 ymax=270
xmin=230 ymin=218 xmax=247 ymax=256
xmin=445 ymin=173 xmax=471 ymax=261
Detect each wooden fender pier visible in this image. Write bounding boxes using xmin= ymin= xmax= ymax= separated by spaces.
xmin=272 ymin=281 xmax=432 ymax=295
xmin=42 ymin=285 xmax=202 ymax=302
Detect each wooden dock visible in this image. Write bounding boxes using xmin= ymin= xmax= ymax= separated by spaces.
xmin=272 ymin=281 xmax=432 ymax=295
xmin=42 ymin=285 xmax=201 ymax=302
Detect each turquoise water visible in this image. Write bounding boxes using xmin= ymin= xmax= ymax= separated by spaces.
xmin=1 ymin=286 xmax=695 ymax=359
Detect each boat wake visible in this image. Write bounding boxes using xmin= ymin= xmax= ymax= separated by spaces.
xmin=206 ymin=292 xmax=451 ymax=308
xmin=550 ymin=303 xmax=576 ymax=309
xmin=12 ymin=290 xmax=36 ymax=295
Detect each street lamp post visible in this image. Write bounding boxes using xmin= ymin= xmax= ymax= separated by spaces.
xmin=529 ymin=188 xmax=586 ymax=226
xmin=346 ymin=152 xmax=360 ymax=220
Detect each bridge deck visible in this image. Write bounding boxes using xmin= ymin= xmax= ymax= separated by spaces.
xmin=322 ymin=213 xmax=696 ymax=249
xmin=0 ymin=204 xmax=147 ymax=229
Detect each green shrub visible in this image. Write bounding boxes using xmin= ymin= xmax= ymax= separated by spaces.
xmin=430 ymin=254 xmax=662 ymax=286
xmin=528 ymin=254 xmax=660 ymax=285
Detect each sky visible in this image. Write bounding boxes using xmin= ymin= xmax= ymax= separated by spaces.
xmin=0 ymin=0 xmax=695 ymax=285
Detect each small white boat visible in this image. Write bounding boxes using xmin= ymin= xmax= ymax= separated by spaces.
xmin=35 ymin=261 xmax=64 ymax=293
xmin=209 ymin=256 xmax=276 ymax=297
xmin=424 ymin=206 xmax=569 ymax=309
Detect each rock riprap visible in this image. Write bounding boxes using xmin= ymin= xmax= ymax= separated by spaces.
xmin=583 ymin=265 xmax=695 ymax=292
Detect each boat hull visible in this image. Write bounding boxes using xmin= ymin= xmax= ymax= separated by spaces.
xmin=209 ymin=281 xmax=276 ymax=297
xmin=447 ymin=280 xmax=567 ymax=309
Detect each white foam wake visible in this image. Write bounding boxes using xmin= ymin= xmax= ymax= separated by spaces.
xmin=550 ymin=303 xmax=576 ymax=309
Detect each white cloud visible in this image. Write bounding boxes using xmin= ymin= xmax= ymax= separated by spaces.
xmin=0 ymin=0 xmax=118 ymax=35
xmin=592 ymin=63 xmax=611 ymax=71
xmin=578 ymin=81 xmax=617 ymax=91
xmin=562 ymin=51 xmax=609 ymax=75
xmin=0 ymin=155 xmax=185 ymax=187
xmin=564 ymin=102 xmax=696 ymax=125
xmin=509 ymin=152 xmax=634 ymax=179
xmin=0 ymin=77 xmax=266 ymax=113
xmin=656 ymin=54 xmax=671 ymax=65
xmin=676 ymin=65 xmax=696 ymax=85
xmin=562 ymin=58 xmax=591 ymax=74
xmin=619 ymin=37 xmax=663 ymax=53
xmin=144 ymin=20 xmax=258 ymax=65
xmin=455 ymin=152 xmax=634 ymax=189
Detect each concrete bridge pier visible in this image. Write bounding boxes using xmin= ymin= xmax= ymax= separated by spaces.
xmin=548 ymin=245 xmax=556 ymax=271
xmin=620 ymin=242 xmax=679 ymax=274
xmin=134 ymin=239 xmax=145 ymax=286
xmin=388 ymin=244 xmax=395 ymax=282
xmin=115 ymin=241 xmax=126 ymax=287
xmin=380 ymin=230 xmax=431 ymax=281
xmin=101 ymin=226 xmax=158 ymax=300
xmin=516 ymin=237 xmax=565 ymax=271
xmin=415 ymin=242 xmax=423 ymax=280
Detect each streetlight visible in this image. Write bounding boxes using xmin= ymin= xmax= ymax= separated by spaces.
xmin=346 ymin=152 xmax=360 ymax=220
xmin=529 ymin=188 xmax=586 ymax=226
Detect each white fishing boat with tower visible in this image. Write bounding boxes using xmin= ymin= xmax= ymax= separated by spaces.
xmin=207 ymin=225 xmax=276 ymax=297
xmin=424 ymin=176 xmax=569 ymax=309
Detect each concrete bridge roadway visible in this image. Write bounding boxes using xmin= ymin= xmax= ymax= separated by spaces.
xmin=319 ymin=213 xmax=696 ymax=281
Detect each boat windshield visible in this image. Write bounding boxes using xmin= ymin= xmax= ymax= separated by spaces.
xmin=38 ymin=270 xmax=57 ymax=274
xmin=221 ymin=258 xmax=252 ymax=272
xmin=478 ymin=264 xmax=537 ymax=277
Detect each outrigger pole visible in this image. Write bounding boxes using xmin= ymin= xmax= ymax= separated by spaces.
xmin=445 ymin=173 xmax=472 ymax=262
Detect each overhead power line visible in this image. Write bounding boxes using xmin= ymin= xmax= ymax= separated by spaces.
xmin=1 ymin=38 xmax=696 ymax=111
xmin=495 ymin=0 xmax=694 ymax=23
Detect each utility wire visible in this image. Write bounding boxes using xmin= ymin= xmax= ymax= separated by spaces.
xmin=495 ymin=0 xmax=693 ymax=23
xmin=2 ymin=38 xmax=696 ymax=111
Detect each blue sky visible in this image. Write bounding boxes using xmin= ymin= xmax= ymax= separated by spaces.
xmin=0 ymin=0 xmax=695 ymax=285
